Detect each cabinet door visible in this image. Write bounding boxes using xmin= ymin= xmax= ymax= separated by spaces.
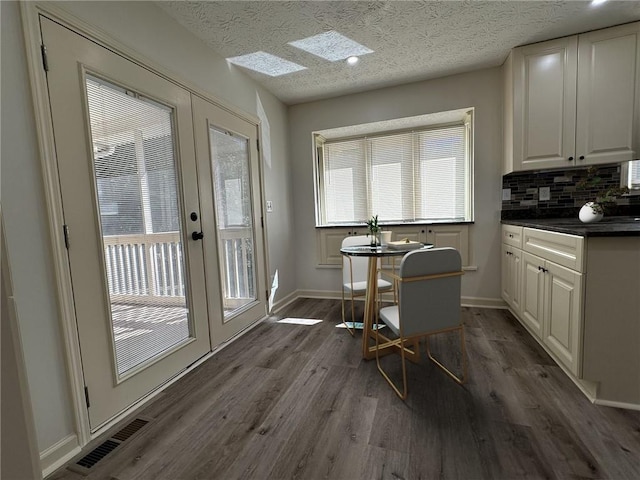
xmin=426 ymin=225 xmax=469 ymax=266
xmin=510 ymin=247 xmax=523 ymax=315
xmin=389 ymin=226 xmax=426 ymax=244
xmin=521 ymin=252 xmax=545 ymax=338
xmin=501 ymin=245 xmax=513 ymax=305
xmin=543 ymin=262 xmax=583 ymax=376
xmin=501 ymin=245 xmax=522 ymax=316
xmin=513 ymin=37 xmax=578 ymax=170
xmin=576 ymin=22 xmax=640 ymax=166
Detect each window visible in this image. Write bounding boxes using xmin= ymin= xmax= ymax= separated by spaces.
xmin=622 ymin=159 xmax=640 ymax=192
xmin=315 ymin=113 xmax=473 ymax=225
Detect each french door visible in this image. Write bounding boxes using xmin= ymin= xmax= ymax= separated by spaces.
xmin=42 ymin=18 xmax=212 ymax=430
xmin=192 ymin=97 xmax=267 ymax=346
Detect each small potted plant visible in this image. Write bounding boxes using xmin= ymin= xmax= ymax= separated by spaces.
xmin=366 ymin=214 xmax=381 ymax=246
xmin=576 ymin=166 xmax=629 ymax=223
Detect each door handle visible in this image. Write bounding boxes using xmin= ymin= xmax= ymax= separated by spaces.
xmin=192 ymin=231 xmax=204 ymax=241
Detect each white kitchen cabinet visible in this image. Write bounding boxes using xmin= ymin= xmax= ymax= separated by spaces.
xmin=501 ymin=244 xmax=522 ymax=316
xmin=544 ymin=260 xmax=583 ymax=376
xmin=509 ymin=36 xmax=578 ymax=171
xmin=501 ymin=225 xmax=523 ymax=316
xmin=316 ymin=224 xmax=471 ymax=267
xmin=520 ymin=251 xmax=546 ymax=339
xmin=503 ymin=226 xmax=584 ymax=376
xmin=520 ymin=250 xmax=583 ymax=376
xmin=425 ymin=224 xmax=470 ymax=267
xmin=504 ymin=21 xmax=640 ymax=173
xmin=576 ymin=23 xmax=640 ymax=166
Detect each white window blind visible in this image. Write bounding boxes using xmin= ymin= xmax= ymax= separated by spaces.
xmin=319 ymin=124 xmax=470 ymax=225
xmin=628 ymin=159 xmax=640 ymax=190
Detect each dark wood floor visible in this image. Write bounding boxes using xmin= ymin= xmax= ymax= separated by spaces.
xmin=51 ymin=298 xmax=640 ymax=480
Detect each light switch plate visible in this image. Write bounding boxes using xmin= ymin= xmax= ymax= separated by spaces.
xmin=266 ymin=200 xmax=273 ymax=212
xmin=539 ymin=187 xmax=551 ymax=201
xmin=502 ymin=188 xmax=511 ymax=201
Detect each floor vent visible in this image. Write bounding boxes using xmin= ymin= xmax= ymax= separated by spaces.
xmin=75 ymin=440 xmax=119 ymax=469
xmin=68 ymin=417 xmax=152 ymax=475
xmin=112 ymin=418 xmax=149 ymax=441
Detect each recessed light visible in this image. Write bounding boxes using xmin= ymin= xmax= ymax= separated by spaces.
xmin=226 ymin=51 xmax=306 ymax=77
xmin=591 ymin=0 xmax=608 ymax=6
xmin=347 ymin=56 xmax=359 ymax=65
xmin=288 ymin=31 xmax=373 ymax=62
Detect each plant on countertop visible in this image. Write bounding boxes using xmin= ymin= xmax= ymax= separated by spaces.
xmin=576 ymin=166 xmax=629 ymax=214
xmin=366 ymin=214 xmax=380 ymax=245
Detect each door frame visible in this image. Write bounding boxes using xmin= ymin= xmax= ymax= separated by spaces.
xmin=20 ymin=1 xmax=270 ymax=450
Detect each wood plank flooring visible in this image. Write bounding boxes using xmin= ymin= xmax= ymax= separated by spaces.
xmin=50 ymin=299 xmax=640 ymax=480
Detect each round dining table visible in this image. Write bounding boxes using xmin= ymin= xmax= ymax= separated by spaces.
xmin=340 ymin=243 xmax=433 ymax=360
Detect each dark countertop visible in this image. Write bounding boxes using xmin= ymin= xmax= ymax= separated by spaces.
xmin=501 ymin=217 xmax=640 ymax=237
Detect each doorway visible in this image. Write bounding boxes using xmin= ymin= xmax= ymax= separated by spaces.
xmin=41 ymin=17 xmax=267 ymax=431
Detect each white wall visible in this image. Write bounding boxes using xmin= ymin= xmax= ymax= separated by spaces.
xmin=288 ymin=67 xmax=504 ymax=302
xmin=2 ymin=0 xmax=294 ymax=455
xmin=1 ymin=0 xmax=75 ymax=453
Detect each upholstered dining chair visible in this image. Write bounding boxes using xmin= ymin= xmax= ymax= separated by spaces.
xmin=375 ymin=247 xmax=466 ymax=399
xmin=341 ymin=235 xmax=395 ymax=336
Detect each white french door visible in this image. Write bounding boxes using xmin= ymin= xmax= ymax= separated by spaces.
xmin=192 ymin=96 xmax=267 ymax=346
xmin=42 ymin=18 xmax=211 ymax=430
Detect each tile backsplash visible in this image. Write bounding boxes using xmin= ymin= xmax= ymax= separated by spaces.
xmin=501 ymin=164 xmax=640 ymax=219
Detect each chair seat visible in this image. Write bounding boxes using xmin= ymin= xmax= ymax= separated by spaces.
xmin=344 ymin=279 xmax=393 ymax=294
xmin=379 ymin=305 xmax=401 ymax=336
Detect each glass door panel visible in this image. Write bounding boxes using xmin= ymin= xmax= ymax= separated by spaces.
xmin=86 ymin=75 xmax=192 ymax=376
xmin=209 ymin=127 xmax=257 ymax=318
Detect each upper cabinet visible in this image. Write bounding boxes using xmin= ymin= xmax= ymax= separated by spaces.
xmin=504 ymin=22 xmax=640 ymax=174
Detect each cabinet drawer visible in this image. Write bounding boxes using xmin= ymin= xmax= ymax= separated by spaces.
xmin=523 ymin=228 xmax=585 ymax=272
xmin=502 ymin=224 xmax=523 ymax=249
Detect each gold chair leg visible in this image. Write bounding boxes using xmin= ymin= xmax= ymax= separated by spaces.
xmin=341 ymin=289 xmax=355 ymax=337
xmin=425 ymin=326 xmax=466 ymax=385
xmin=375 ymin=322 xmax=408 ymax=400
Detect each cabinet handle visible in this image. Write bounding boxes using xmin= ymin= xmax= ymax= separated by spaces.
xmin=508 ymin=234 xmax=513 ymax=238
xmin=421 ymin=230 xmax=425 ymax=233
xmin=568 ymin=156 xmax=574 ymax=161
xmin=579 ymin=155 xmax=585 ymax=161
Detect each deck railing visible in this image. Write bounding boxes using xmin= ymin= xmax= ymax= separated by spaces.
xmin=103 ymin=229 xmax=254 ymax=308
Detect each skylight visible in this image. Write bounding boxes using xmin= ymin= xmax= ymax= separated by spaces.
xmin=288 ymin=31 xmax=373 ymax=62
xmin=226 ymin=51 xmax=306 ymax=77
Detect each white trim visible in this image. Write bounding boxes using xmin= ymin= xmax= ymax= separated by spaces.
xmin=461 ymin=296 xmax=507 ymax=308
xmin=20 ymin=1 xmax=92 ymax=447
xmin=40 ymin=434 xmax=80 ymax=478
xmin=594 ymin=399 xmax=640 ymax=411
xmin=294 ymin=289 xmax=505 ymax=309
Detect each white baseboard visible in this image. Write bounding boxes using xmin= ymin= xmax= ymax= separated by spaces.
xmin=594 ymin=399 xmax=640 ymax=411
xmin=293 ymin=289 xmax=504 ymax=309
xmin=461 ymin=296 xmax=507 ymax=309
xmin=40 ymin=433 xmax=80 ymax=478
xmin=271 ymin=290 xmax=301 ymax=313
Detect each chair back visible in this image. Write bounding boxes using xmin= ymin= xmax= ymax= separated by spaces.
xmin=398 ymin=247 xmax=462 ymax=337
xmin=342 ymin=235 xmax=371 ymax=285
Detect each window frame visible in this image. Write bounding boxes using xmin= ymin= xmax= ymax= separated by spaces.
xmin=314 ymin=115 xmax=474 ymax=226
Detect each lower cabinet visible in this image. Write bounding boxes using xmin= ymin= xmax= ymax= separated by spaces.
xmin=316 ymin=224 xmax=471 ymax=266
xmin=503 ymin=226 xmax=584 ymax=376
xmin=521 ymin=251 xmax=545 ymax=339
xmin=501 ymin=244 xmax=522 ymax=316
xmin=544 ymin=260 xmax=583 ymax=376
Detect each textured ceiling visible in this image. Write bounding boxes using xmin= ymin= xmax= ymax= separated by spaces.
xmin=159 ymin=1 xmax=640 ymax=105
